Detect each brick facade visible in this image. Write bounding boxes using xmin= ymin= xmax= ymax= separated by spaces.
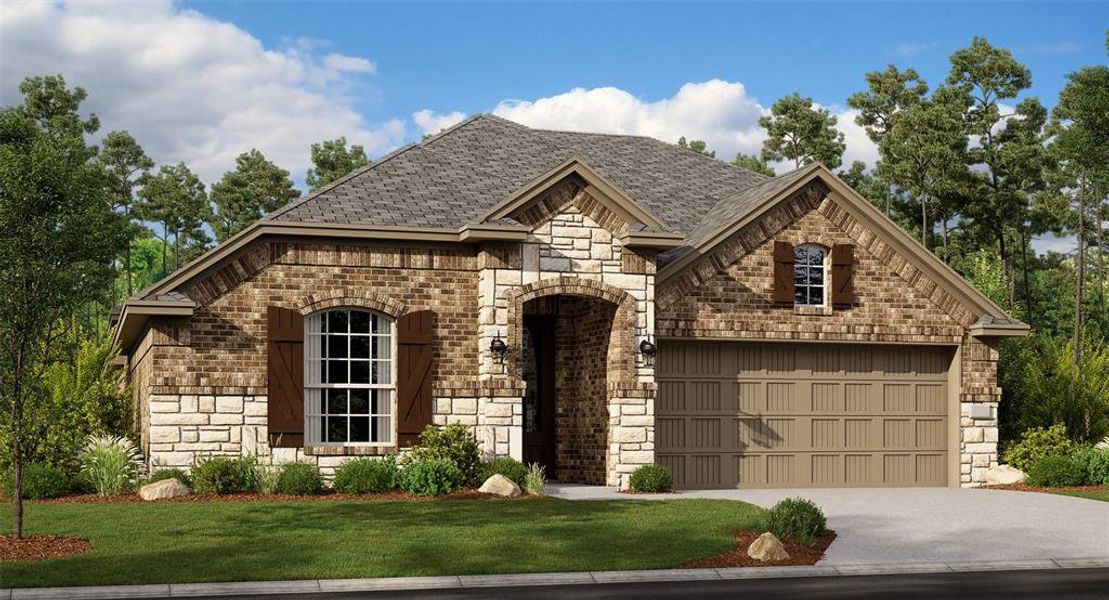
xmin=127 ymin=176 xmax=1005 ymax=488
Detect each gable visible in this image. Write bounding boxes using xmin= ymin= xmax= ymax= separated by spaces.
xmin=657 ymin=166 xmax=1026 ymax=337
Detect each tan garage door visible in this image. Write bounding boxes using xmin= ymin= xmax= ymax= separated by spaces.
xmin=655 ymin=342 xmax=954 ymax=489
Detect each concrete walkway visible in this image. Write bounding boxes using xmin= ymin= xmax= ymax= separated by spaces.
xmin=546 ymin=484 xmax=1109 ymax=564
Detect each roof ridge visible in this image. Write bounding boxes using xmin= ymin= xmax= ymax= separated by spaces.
xmin=267 ymin=115 xmax=502 ymax=222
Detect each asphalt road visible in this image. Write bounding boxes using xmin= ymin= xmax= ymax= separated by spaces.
xmin=165 ymin=568 xmax=1109 ymax=600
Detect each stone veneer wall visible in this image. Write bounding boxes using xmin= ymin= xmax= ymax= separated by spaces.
xmin=475 ymin=182 xmax=657 ymax=486
xmin=657 ymin=187 xmax=1001 ymax=486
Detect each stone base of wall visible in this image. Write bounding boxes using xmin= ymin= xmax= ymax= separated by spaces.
xmin=959 ymin=401 xmax=999 ymax=487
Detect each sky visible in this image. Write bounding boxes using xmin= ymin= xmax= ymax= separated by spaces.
xmin=0 ymin=1 xmax=1105 ymax=251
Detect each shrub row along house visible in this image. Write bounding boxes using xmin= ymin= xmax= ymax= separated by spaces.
xmin=112 ymin=115 xmax=1027 ymax=489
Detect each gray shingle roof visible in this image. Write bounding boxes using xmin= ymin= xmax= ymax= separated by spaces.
xmin=269 ymin=114 xmax=772 ymax=237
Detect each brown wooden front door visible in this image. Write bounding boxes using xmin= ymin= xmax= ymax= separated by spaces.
xmin=522 ymin=315 xmax=557 ymax=474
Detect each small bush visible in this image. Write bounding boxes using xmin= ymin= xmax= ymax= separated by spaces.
xmin=1 ymin=464 xmax=74 ymax=500
xmin=523 ymin=463 xmax=546 ymax=496
xmin=147 ymin=468 xmax=192 ymax=488
xmin=254 ymin=464 xmax=280 ymax=494
xmin=479 ymin=457 xmax=529 ymax=487
xmin=1004 ymin=424 xmax=1079 ymax=472
xmin=333 ymin=457 xmax=399 ymax=494
xmin=274 ymin=462 xmax=323 ymax=496
xmin=192 ymin=456 xmax=256 ymax=494
xmin=767 ymin=498 xmax=828 ymax=546
xmin=1027 ymin=454 xmax=1087 ymax=487
xmin=79 ymin=435 xmax=141 ymax=496
xmin=407 ymin=424 xmax=481 ymax=484
xmin=400 ymin=458 xmax=464 ymax=496
xmin=1073 ymin=448 xmax=1109 ymax=486
xmin=629 ymin=464 xmax=672 ymax=493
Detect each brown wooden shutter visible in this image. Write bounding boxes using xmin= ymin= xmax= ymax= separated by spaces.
xmin=772 ymin=241 xmax=795 ymax=306
xmin=832 ymin=244 xmax=856 ymax=307
xmin=397 ymin=310 xmax=435 ymax=447
xmin=267 ymin=306 xmax=304 ymax=448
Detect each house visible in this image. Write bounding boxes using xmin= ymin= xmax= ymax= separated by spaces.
xmin=112 ymin=115 xmax=1028 ymax=490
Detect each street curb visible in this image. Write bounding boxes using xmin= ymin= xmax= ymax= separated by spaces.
xmin=5 ymin=558 xmax=1109 ymax=599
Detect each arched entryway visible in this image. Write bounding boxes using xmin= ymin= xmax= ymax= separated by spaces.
xmin=508 ymin=279 xmax=636 ymax=485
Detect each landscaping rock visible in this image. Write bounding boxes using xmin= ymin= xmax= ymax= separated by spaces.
xmin=139 ymin=478 xmax=191 ymax=501
xmin=984 ymin=465 xmax=1027 ymax=485
xmin=747 ymin=532 xmax=790 ymax=562
xmin=478 ymin=474 xmax=520 ymax=497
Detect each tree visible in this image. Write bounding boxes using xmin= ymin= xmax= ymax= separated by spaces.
xmin=839 ymin=160 xmax=896 ymax=216
xmin=306 ymin=137 xmax=369 ymax=191
xmin=209 ymin=150 xmax=299 ymax=241
xmin=758 ymin=93 xmax=846 ymax=170
xmin=946 ymin=37 xmax=1050 ymax=322
xmin=847 ymin=65 xmax=929 ymax=143
xmin=732 ymin=153 xmax=775 ymax=177
xmin=99 ymin=131 xmax=153 ymax=297
xmin=1046 ymin=63 xmax=1109 ymax=371
xmin=677 ymin=136 xmax=715 ymax=157
xmin=0 ymin=79 xmax=127 ymax=538
xmin=137 ymin=163 xmax=210 ymax=274
xmin=876 ymin=87 xmax=970 ymax=251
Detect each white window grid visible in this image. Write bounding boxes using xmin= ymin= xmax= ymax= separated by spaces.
xmin=304 ymin=309 xmax=395 ymax=446
xmin=794 ymin=245 xmax=827 ymax=306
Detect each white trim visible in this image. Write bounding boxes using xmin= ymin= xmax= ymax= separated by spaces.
xmin=794 ymin=243 xmax=829 ymax=308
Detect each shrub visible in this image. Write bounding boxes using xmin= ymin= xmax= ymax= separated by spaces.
xmin=79 ymin=435 xmax=140 ymax=496
xmin=1 ymin=464 xmax=73 ymax=500
xmin=147 ymin=468 xmax=192 ymax=488
xmin=479 ymin=457 xmax=529 ymax=487
xmin=1004 ymin=424 xmax=1079 ymax=472
xmin=333 ymin=457 xmax=399 ymax=494
xmin=274 ymin=462 xmax=323 ymax=496
xmin=523 ymin=463 xmax=546 ymax=496
xmin=254 ymin=464 xmax=280 ymax=494
xmin=400 ymin=458 xmax=464 ymax=496
xmin=407 ymin=424 xmax=481 ymax=484
xmin=191 ymin=455 xmax=256 ymax=494
xmin=767 ymin=498 xmax=828 ymax=546
xmin=1064 ymin=448 xmax=1109 ymax=486
xmin=629 ymin=464 xmax=672 ymax=493
xmin=1027 ymin=454 xmax=1087 ymax=487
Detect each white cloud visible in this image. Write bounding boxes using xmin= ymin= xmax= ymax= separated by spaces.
xmin=412 ymin=109 xmax=466 ymax=136
xmin=480 ymin=80 xmax=878 ymax=172
xmin=896 ymin=41 xmax=937 ymax=56
xmin=0 ymin=0 xmax=406 ymax=186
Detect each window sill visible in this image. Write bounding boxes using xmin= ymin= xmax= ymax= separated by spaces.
xmin=794 ymin=305 xmax=833 ymax=316
xmin=304 ymin=445 xmax=398 ymax=457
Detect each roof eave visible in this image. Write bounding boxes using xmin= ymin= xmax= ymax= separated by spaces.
xmin=969 ymin=323 xmax=1032 ymax=339
xmin=620 ymin=231 xmax=686 ymax=249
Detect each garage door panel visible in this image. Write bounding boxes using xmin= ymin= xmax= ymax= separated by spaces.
xmin=658 ymin=341 xmax=953 ymax=489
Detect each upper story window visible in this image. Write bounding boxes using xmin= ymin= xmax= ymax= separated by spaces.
xmin=304 ymin=309 xmax=394 ymax=446
xmin=794 ymin=245 xmax=827 ymax=306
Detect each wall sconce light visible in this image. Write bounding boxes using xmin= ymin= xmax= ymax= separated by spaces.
xmin=638 ymin=337 xmax=657 ymax=359
xmin=489 ymin=333 xmax=508 ymax=365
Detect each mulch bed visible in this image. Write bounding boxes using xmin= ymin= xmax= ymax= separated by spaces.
xmin=984 ymin=484 xmax=1108 ymax=494
xmin=0 ymin=535 xmax=92 ymax=562
xmin=681 ymin=530 xmax=837 ymax=569
xmin=33 ymin=489 xmax=537 ymax=504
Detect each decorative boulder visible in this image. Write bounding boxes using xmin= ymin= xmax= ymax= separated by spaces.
xmin=747 ymin=532 xmax=790 ymax=562
xmin=140 ymin=478 xmax=191 ymax=501
xmin=478 ymin=474 xmax=521 ymax=497
xmin=984 ymin=465 xmax=1027 ymax=486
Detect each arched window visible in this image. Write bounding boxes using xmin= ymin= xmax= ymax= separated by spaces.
xmin=304 ymin=308 xmax=394 ymax=445
xmin=794 ymin=245 xmax=827 ymax=306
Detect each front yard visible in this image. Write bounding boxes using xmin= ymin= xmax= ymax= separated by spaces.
xmin=1057 ymin=489 xmax=1109 ymax=503
xmin=0 ymin=497 xmax=763 ymax=588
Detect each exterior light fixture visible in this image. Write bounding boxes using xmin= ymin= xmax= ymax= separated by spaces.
xmin=490 ymin=333 xmax=508 ymax=364
xmin=638 ymin=338 xmax=657 ymax=358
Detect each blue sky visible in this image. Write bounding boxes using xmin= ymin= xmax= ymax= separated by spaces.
xmin=2 ymin=1 xmax=1105 ymax=192
xmin=188 ymin=1 xmax=1105 ymax=135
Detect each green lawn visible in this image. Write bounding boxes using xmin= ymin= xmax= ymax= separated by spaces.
xmin=1056 ymin=489 xmax=1109 ymax=503
xmin=0 ymin=497 xmax=764 ymax=588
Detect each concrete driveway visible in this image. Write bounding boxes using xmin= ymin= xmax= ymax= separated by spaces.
xmin=547 ymin=485 xmax=1109 ymax=564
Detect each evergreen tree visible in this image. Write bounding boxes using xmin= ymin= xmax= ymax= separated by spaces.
xmin=209 ymin=149 xmax=299 ymax=241
xmin=758 ymin=93 xmax=846 ymax=169
xmin=306 ymin=137 xmax=369 ymax=191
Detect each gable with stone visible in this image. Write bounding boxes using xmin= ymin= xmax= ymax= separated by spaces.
xmin=113 ymin=114 xmax=1027 ymax=489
